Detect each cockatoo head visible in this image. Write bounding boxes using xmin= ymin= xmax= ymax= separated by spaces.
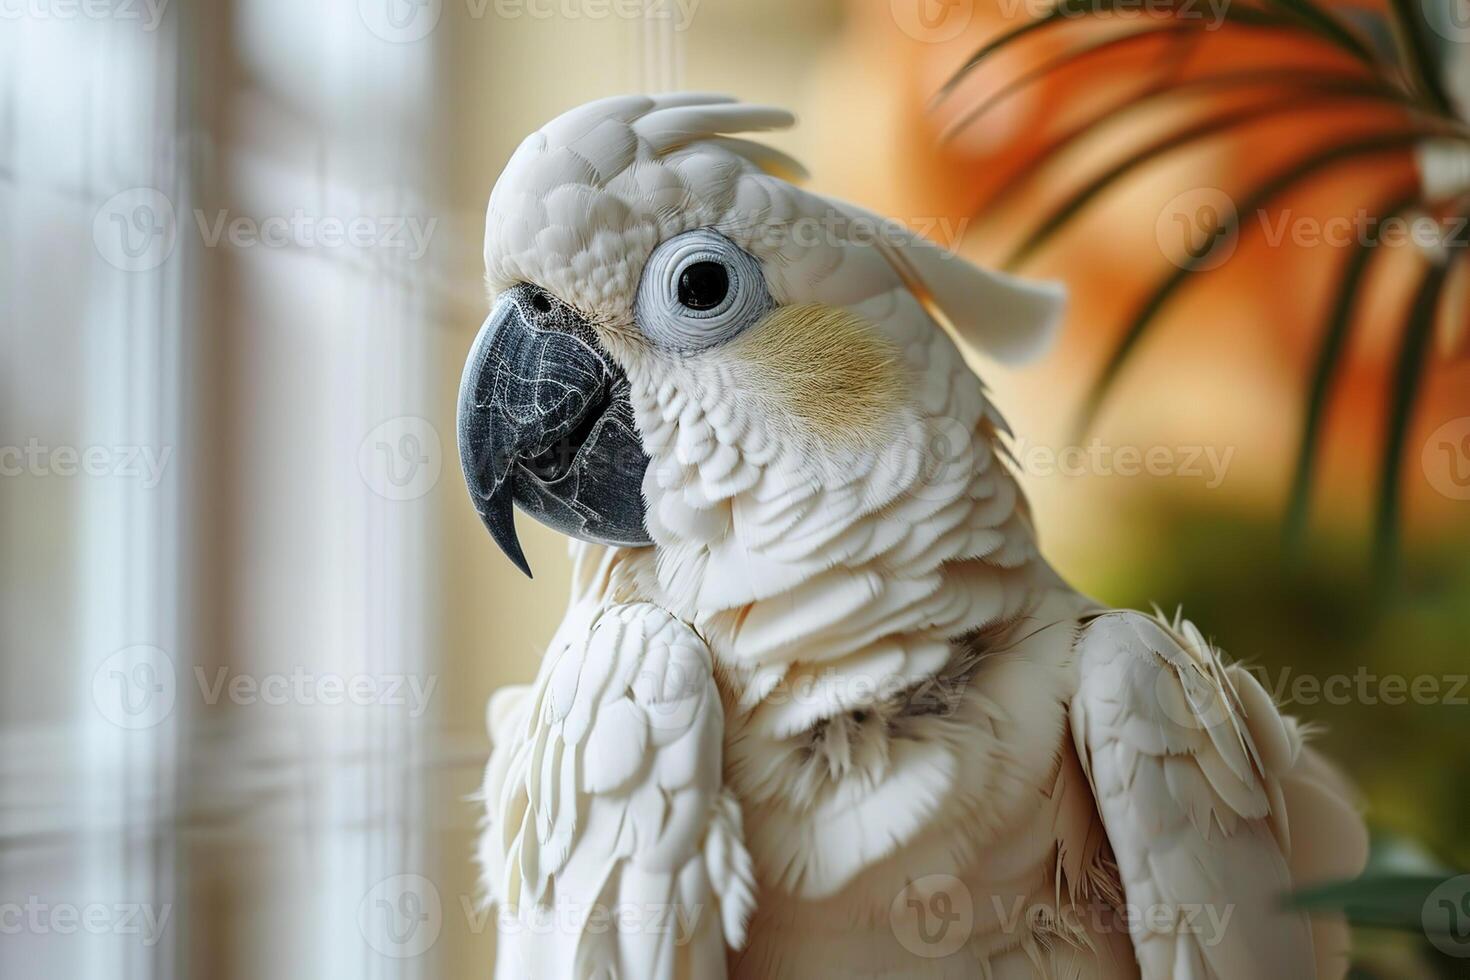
xmin=459 ymin=94 xmax=1063 ymax=598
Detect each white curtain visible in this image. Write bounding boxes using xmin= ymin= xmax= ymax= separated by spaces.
xmin=2 ymin=6 xmax=191 ymax=979
xmin=1 ymin=2 xmax=452 ymax=977
xmin=0 ymin=0 xmax=821 ymax=975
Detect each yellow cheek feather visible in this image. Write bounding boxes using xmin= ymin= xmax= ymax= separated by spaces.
xmin=723 ymin=303 xmax=909 ymax=444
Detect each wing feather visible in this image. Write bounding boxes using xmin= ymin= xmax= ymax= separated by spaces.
xmin=480 ymin=602 xmax=754 ymax=980
xmin=1072 ymin=610 xmax=1367 ymax=980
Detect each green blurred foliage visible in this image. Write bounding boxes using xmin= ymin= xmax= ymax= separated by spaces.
xmin=1096 ymin=501 xmax=1470 ymax=865
xmin=1082 ymin=498 xmax=1470 ymax=976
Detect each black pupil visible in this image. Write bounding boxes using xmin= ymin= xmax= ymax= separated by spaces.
xmin=677 ymin=262 xmax=729 ymax=311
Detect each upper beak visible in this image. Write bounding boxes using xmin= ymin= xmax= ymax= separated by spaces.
xmin=456 ymin=283 xmax=652 ymax=576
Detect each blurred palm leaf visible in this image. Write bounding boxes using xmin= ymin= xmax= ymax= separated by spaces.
xmin=942 ymin=0 xmax=1470 ymax=568
xmin=1292 ymin=873 xmax=1454 ymax=932
xmin=1289 ymin=830 xmax=1470 ymax=975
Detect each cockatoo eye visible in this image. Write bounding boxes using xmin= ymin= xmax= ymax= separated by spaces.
xmin=677 ymin=262 xmax=729 ymax=310
xmin=635 ymin=228 xmax=773 ymax=351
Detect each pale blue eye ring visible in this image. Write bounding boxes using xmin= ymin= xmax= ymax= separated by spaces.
xmin=635 ymin=228 xmax=773 ymax=351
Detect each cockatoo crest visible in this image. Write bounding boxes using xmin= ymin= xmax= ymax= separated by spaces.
xmin=483 ymin=92 xmax=1064 ymax=366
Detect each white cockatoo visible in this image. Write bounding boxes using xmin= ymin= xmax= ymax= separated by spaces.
xmin=458 ymin=94 xmax=1369 ymax=979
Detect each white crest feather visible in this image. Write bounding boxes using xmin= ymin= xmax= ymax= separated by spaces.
xmin=877 ymin=226 xmax=1066 ymax=366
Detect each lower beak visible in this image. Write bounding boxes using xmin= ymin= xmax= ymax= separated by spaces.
xmin=456 ymin=284 xmax=652 ymax=576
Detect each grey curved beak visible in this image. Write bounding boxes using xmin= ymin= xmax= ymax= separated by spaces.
xmin=456 ymin=284 xmax=652 ymax=577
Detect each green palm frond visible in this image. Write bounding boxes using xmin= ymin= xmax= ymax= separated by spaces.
xmin=1290 ymin=834 xmax=1470 ymax=975
xmin=1285 ymin=190 xmax=1420 ymax=548
xmin=1261 ymin=0 xmax=1377 ymax=61
xmin=1075 ymin=130 xmax=1431 ymax=436
xmin=941 ymin=23 xmax=1202 ymax=144
xmin=1374 ymin=256 xmax=1452 ymax=576
xmin=1385 ymin=0 xmax=1454 ymax=113
xmin=936 ymin=0 xmax=1374 ymax=104
xmin=1291 ymin=873 xmax=1451 ymax=931
xmin=972 ymin=66 xmax=1392 ymax=216
xmin=947 ymin=0 xmax=1470 ymax=570
xmin=1004 ymin=83 xmax=1413 ymax=270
